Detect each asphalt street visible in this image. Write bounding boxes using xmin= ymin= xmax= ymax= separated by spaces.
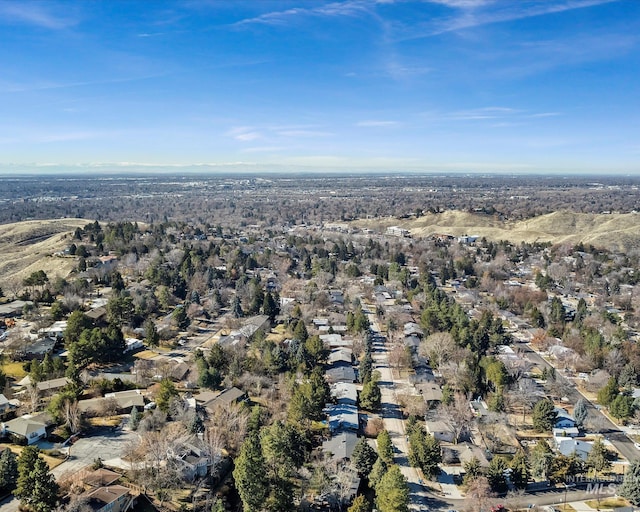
xmin=518 ymin=342 xmax=639 ymax=463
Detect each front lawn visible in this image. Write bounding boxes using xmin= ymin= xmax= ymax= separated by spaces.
xmin=2 ymin=361 xmax=27 ymax=379
xmin=584 ymin=497 xmax=629 ymax=509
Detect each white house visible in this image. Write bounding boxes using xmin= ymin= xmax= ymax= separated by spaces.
xmin=124 ymin=338 xmax=144 ymax=352
xmin=556 ymin=437 xmax=592 ymax=460
xmin=426 ymin=419 xmax=455 ymax=443
xmin=3 ymin=415 xmax=47 ymax=444
xmin=553 ymin=427 xmax=580 ymax=438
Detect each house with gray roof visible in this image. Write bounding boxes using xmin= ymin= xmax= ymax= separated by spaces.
xmin=2 ymin=414 xmax=47 ymax=444
xmin=326 ymin=403 xmax=358 ymax=433
xmin=331 ymin=382 xmax=357 ymax=406
xmin=322 ymin=432 xmax=358 ymax=463
xmin=555 ymin=437 xmax=592 ymax=460
xmin=198 ymin=387 xmax=248 ymax=414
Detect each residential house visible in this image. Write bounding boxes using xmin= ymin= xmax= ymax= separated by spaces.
xmin=322 ymin=431 xmax=358 ymax=463
xmin=198 ymin=387 xmax=248 ymax=414
xmin=216 ymin=316 xmax=270 ymax=348
xmin=85 ymin=485 xmax=134 ymax=512
xmin=124 ymin=338 xmax=143 ymax=353
xmin=326 ymin=403 xmax=358 ymax=433
xmin=79 ymin=389 xmax=145 ymax=416
xmin=386 ymin=226 xmax=410 ymax=237
xmin=554 ymin=407 xmax=577 ymax=430
xmin=331 ymin=382 xmax=357 ymax=406
xmin=426 ymin=419 xmax=455 ymax=443
xmin=553 ymin=427 xmax=580 ymax=438
xmin=0 ymin=394 xmax=14 ymax=415
xmin=44 ymin=321 xmax=67 ymax=340
xmin=0 ymin=300 xmax=33 ymax=318
xmin=325 ymin=366 xmax=356 ymax=384
xmin=320 ymin=333 xmax=343 ymax=346
xmin=403 ymin=323 xmax=423 ymax=337
xmin=169 ymin=361 xmax=190 ymax=382
xmin=415 ymin=382 xmax=443 ymax=407
xmin=83 ymin=468 xmax=122 ymax=488
xmin=16 ymin=337 xmax=57 ymax=361
xmin=555 ymin=437 xmax=592 ymax=460
xmin=3 ymin=414 xmax=48 ymax=444
xmin=172 ymin=444 xmax=211 ymax=481
xmin=36 ymin=377 xmax=71 ymax=395
xmin=86 ymin=306 xmax=108 ymax=326
xmin=105 ymin=390 xmax=145 ymax=411
xmin=328 ymin=348 xmax=352 ymax=366
xmin=318 ymin=324 xmax=348 ymax=334
xmin=328 ymin=290 xmax=344 ymax=307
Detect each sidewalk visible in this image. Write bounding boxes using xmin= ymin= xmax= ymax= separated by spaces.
xmin=568 ymin=501 xmax=597 ymax=511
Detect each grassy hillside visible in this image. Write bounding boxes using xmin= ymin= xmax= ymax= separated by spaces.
xmin=353 ymin=210 xmax=640 ymax=251
xmin=0 ymin=219 xmax=92 ymax=286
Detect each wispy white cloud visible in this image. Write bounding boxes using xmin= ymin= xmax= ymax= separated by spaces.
xmin=242 ymin=146 xmax=286 ymax=153
xmin=227 ymin=124 xmax=333 ymax=142
xmin=235 ymin=132 xmax=261 ymax=141
xmin=0 ymin=72 xmax=174 ymax=94
xmin=226 ymin=126 xmax=262 ymax=141
xmin=401 ymin=0 xmax=620 ymax=39
xmin=529 ymin=112 xmax=562 ymax=118
xmin=356 ymin=120 xmax=400 ymax=127
xmin=233 ymin=0 xmax=372 ymax=27
xmin=447 ymin=106 xmax=520 ymax=120
xmin=276 ymin=129 xmax=332 ymax=137
xmin=427 ymin=0 xmax=496 ymax=8
xmin=0 ymin=1 xmax=79 ymax=29
xmin=498 ymin=32 xmax=637 ymax=78
xmin=384 ymin=60 xmax=431 ymax=80
xmin=423 ymin=106 xmax=562 ymax=125
xmin=38 ymin=131 xmax=105 ymax=143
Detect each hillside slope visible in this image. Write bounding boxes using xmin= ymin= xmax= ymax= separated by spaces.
xmin=354 ymin=211 xmax=640 ymax=251
xmin=0 ymin=219 xmax=92 ymax=286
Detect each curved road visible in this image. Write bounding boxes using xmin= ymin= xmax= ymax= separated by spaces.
xmin=518 ymin=342 xmax=639 ymax=463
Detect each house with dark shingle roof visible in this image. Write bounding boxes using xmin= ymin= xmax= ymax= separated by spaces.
xmin=86 ymin=485 xmax=133 ymax=512
xmin=198 ymin=387 xmax=248 ymax=414
xmin=322 ymin=432 xmax=358 ymax=463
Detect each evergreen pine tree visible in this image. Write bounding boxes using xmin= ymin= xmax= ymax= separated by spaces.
xmin=233 ymin=433 xmax=268 ymax=512
xmin=0 ymin=448 xmax=18 ymax=493
xmin=620 ymin=459 xmax=640 ymax=505
xmin=375 ymin=464 xmax=409 ymax=512
xmin=129 ymin=406 xmax=140 ymax=431
xmin=573 ymin=398 xmax=588 ymax=428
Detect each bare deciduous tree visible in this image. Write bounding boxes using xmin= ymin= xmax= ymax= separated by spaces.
xmin=388 ymin=342 xmax=411 ymax=371
xmin=438 ymin=393 xmax=475 ymax=444
xmin=63 ymin=398 xmax=82 ymax=434
xmin=26 ymin=383 xmax=40 ymax=413
xmin=419 ymin=332 xmax=456 ymax=369
xmin=464 ymin=475 xmax=494 ymax=512
xmin=205 ymin=402 xmax=249 ymax=456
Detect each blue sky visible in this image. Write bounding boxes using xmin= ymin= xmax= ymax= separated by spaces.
xmin=0 ymin=0 xmax=639 ymax=173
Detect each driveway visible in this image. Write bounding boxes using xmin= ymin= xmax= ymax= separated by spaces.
xmin=52 ymin=427 xmax=139 ymax=479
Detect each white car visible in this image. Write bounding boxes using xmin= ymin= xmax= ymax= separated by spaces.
xmin=634 ymin=442 xmax=640 ymax=450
